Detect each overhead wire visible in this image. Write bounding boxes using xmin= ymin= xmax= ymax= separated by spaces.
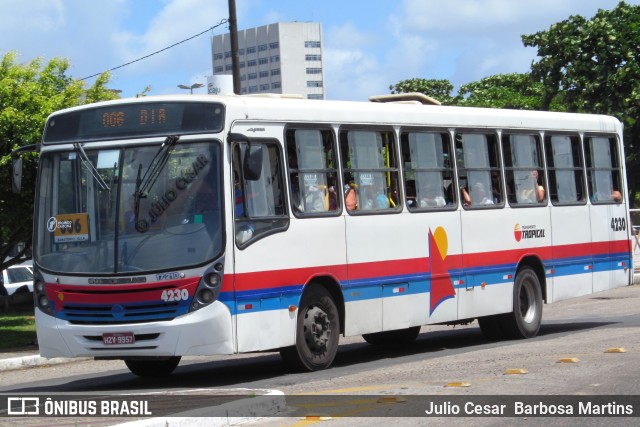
xmin=79 ymin=18 xmax=229 ymax=81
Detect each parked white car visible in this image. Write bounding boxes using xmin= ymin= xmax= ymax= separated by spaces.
xmin=1 ymin=265 xmax=34 ymax=295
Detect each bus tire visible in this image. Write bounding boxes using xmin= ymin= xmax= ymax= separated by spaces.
xmin=280 ymin=286 xmax=340 ymax=371
xmin=124 ymin=356 xmax=181 ymax=377
xmin=478 ymin=315 xmax=504 ymax=341
xmin=362 ymin=326 xmax=421 ymax=346
xmin=501 ymin=267 xmax=543 ymax=339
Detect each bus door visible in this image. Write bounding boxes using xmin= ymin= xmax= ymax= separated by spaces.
xmin=586 ymin=136 xmax=631 ymax=292
xmin=457 ymin=132 xmax=513 ymax=319
xmin=231 ymin=125 xmax=347 ymax=352
xmin=399 ymin=130 xmax=461 ymax=325
xmin=341 ymin=129 xmax=424 ymax=335
xmin=545 ymin=135 xmax=592 ymax=301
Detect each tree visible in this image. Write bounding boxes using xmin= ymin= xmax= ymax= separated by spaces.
xmin=454 ymin=73 xmax=555 ymax=110
xmin=522 ymin=1 xmax=640 ymax=204
xmin=0 ymin=51 xmax=119 ymax=271
xmin=389 ymin=78 xmax=455 ymax=105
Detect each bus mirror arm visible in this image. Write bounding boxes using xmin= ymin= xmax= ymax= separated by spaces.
xmin=228 ymin=132 xmax=263 ymax=181
xmin=10 ymin=144 xmax=40 ymax=193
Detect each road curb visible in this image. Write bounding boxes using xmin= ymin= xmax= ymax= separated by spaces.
xmin=0 ymin=354 xmax=89 ymax=371
xmin=110 ymin=389 xmax=286 ymax=427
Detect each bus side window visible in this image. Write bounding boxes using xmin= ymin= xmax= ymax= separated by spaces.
xmin=286 ymin=128 xmax=340 ymax=215
xmin=545 ymin=134 xmax=585 ymax=205
xmin=503 ymin=133 xmax=546 ymax=206
xmin=233 ymin=141 xmax=289 ymax=248
xmin=400 ymin=130 xmax=455 ymax=210
xmin=456 ymin=132 xmax=501 ymax=208
xmin=585 ymin=136 xmax=623 ymax=204
xmin=339 ymin=129 xmax=400 ymax=213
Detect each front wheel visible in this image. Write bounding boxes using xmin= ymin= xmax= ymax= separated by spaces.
xmin=280 ymin=286 xmax=340 ymax=371
xmin=501 ymin=267 xmax=543 ymax=339
xmin=124 ymin=356 xmax=181 ymax=377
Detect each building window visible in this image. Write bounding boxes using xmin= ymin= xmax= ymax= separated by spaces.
xmin=260 ymin=84 xmax=270 ymax=91
xmin=306 ymin=68 xmax=322 ymax=74
xmin=247 ymin=59 xmax=256 ymax=67
xmin=225 ymin=64 xmax=233 ymax=71
xmin=307 ymin=81 xmax=323 ymax=88
xmin=214 ymin=66 xmax=223 ymax=73
xmin=305 ymin=54 xmax=322 ymax=61
xmin=239 ymin=62 xmax=245 ymax=69
xmin=246 ymin=46 xmax=256 ymax=54
xmin=248 ymin=73 xmax=257 ymax=80
xmin=305 ymin=41 xmax=321 ymax=48
xmin=258 ymin=44 xmax=268 ymax=52
xmin=271 ymin=55 xmax=280 ymax=63
xmin=259 ymin=71 xmax=269 ymax=78
xmin=249 ymin=85 xmax=258 ymax=93
xmin=239 ymin=48 xmax=245 ymax=55
xmin=307 ymin=94 xmax=323 ymax=100
xmin=271 ymin=82 xmax=281 ymax=89
xmin=213 ymin=53 xmax=223 ymax=60
xmin=271 ymin=69 xmax=281 ymax=76
xmin=258 ymin=57 xmax=269 ymax=65
xmin=224 ymin=51 xmax=232 ymax=58
xmin=240 ymin=75 xmax=246 ymax=81
xmin=269 ymin=42 xmax=279 ymax=49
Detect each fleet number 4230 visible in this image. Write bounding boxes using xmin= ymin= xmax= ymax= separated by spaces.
xmin=161 ymin=289 xmax=189 ymax=302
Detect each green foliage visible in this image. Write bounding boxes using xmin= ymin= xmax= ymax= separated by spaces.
xmin=0 ymin=51 xmax=119 ymax=270
xmin=389 ymin=78 xmax=455 ymax=105
xmin=454 ymin=73 xmax=550 ymax=110
xmin=522 ymin=1 xmax=640 ymax=204
xmin=0 ymin=311 xmax=37 ymax=350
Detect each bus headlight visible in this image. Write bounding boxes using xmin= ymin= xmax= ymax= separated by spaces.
xmin=189 ymin=263 xmax=224 ymax=313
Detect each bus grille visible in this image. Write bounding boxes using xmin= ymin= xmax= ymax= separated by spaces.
xmin=60 ymin=301 xmax=184 ymax=324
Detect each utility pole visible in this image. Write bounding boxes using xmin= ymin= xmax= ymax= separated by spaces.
xmin=228 ymin=0 xmax=241 ymax=95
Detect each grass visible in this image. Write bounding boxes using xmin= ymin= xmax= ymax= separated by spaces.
xmin=0 ymin=309 xmax=37 ymax=350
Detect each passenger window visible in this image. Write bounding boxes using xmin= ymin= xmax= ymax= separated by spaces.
xmin=339 ymin=129 xmax=400 ymax=213
xmin=233 ymin=141 xmax=289 ymax=248
xmin=455 ymin=132 xmax=501 ymax=208
xmin=401 ymin=130 xmax=455 ymax=210
xmin=585 ymin=136 xmax=623 ymax=204
xmin=545 ymin=135 xmax=585 ymax=205
xmin=503 ymin=134 xmax=546 ymax=206
xmin=286 ymin=128 xmax=339 ymax=215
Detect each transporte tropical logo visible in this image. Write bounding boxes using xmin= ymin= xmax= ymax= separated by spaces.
xmin=514 ymin=224 xmax=522 ymax=242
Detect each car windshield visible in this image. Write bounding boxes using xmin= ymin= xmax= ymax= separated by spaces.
xmin=35 ymin=141 xmax=223 ymax=274
xmin=7 ymin=267 xmax=33 ymax=283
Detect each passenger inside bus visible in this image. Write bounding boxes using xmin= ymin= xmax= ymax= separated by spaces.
xmin=462 ymin=182 xmax=494 ymax=206
xmin=519 ymin=170 xmax=545 ymax=203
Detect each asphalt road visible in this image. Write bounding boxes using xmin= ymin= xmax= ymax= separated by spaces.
xmin=1 ymin=283 xmax=639 ymax=426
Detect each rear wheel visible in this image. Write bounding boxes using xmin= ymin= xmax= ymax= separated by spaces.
xmin=124 ymin=356 xmax=181 ymax=377
xmin=280 ymin=286 xmax=340 ymax=371
xmin=362 ymin=326 xmax=421 ymax=346
xmin=501 ymin=267 xmax=543 ymax=339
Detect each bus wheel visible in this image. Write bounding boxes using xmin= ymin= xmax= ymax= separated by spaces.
xmin=124 ymin=356 xmax=181 ymax=377
xmin=362 ymin=326 xmax=421 ymax=346
xmin=502 ymin=267 xmax=543 ymax=339
xmin=280 ymin=286 xmax=339 ymax=371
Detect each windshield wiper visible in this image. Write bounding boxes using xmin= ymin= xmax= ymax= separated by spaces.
xmin=133 ymin=135 xmax=180 ymax=231
xmin=73 ymin=143 xmax=109 ymax=190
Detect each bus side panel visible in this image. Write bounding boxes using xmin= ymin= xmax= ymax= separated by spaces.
xmin=548 ymin=205 xmax=593 ymax=303
xmin=459 ymin=207 xmax=550 ymax=319
xmin=233 ymin=216 xmax=347 ymax=352
xmin=591 ymin=202 xmax=632 ymax=293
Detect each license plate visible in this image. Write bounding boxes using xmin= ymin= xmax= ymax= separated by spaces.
xmin=102 ymin=332 xmax=135 ymax=345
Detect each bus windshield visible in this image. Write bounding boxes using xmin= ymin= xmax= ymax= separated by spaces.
xmin=35 ymin=141 xmax=223 ymax=274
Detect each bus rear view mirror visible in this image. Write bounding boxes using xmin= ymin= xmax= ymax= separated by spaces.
xmin=12 ymin=157 xmax=22 ymax=193
xmin=243 ymin=144 xmax=263 ymax=181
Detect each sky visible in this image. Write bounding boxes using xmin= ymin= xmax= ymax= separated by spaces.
xmin=1 ymin=0 xmax=637 ymax=101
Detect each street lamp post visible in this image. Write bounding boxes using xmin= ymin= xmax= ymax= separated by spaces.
xmin=177 ymin=83 xmax=204 ymax=94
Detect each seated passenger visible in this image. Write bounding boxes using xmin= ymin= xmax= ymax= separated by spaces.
xmin=462 ymin=182 xmax=494 ymax=206
xmin=519 ymin=170 xmax=545 ymax=203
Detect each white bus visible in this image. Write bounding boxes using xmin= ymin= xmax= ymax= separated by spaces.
xmin=17 ymin=93 xmax=633 ymax=376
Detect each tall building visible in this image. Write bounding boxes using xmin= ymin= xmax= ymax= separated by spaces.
xmin=211 ymin=22 xmax=325 ymax=99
